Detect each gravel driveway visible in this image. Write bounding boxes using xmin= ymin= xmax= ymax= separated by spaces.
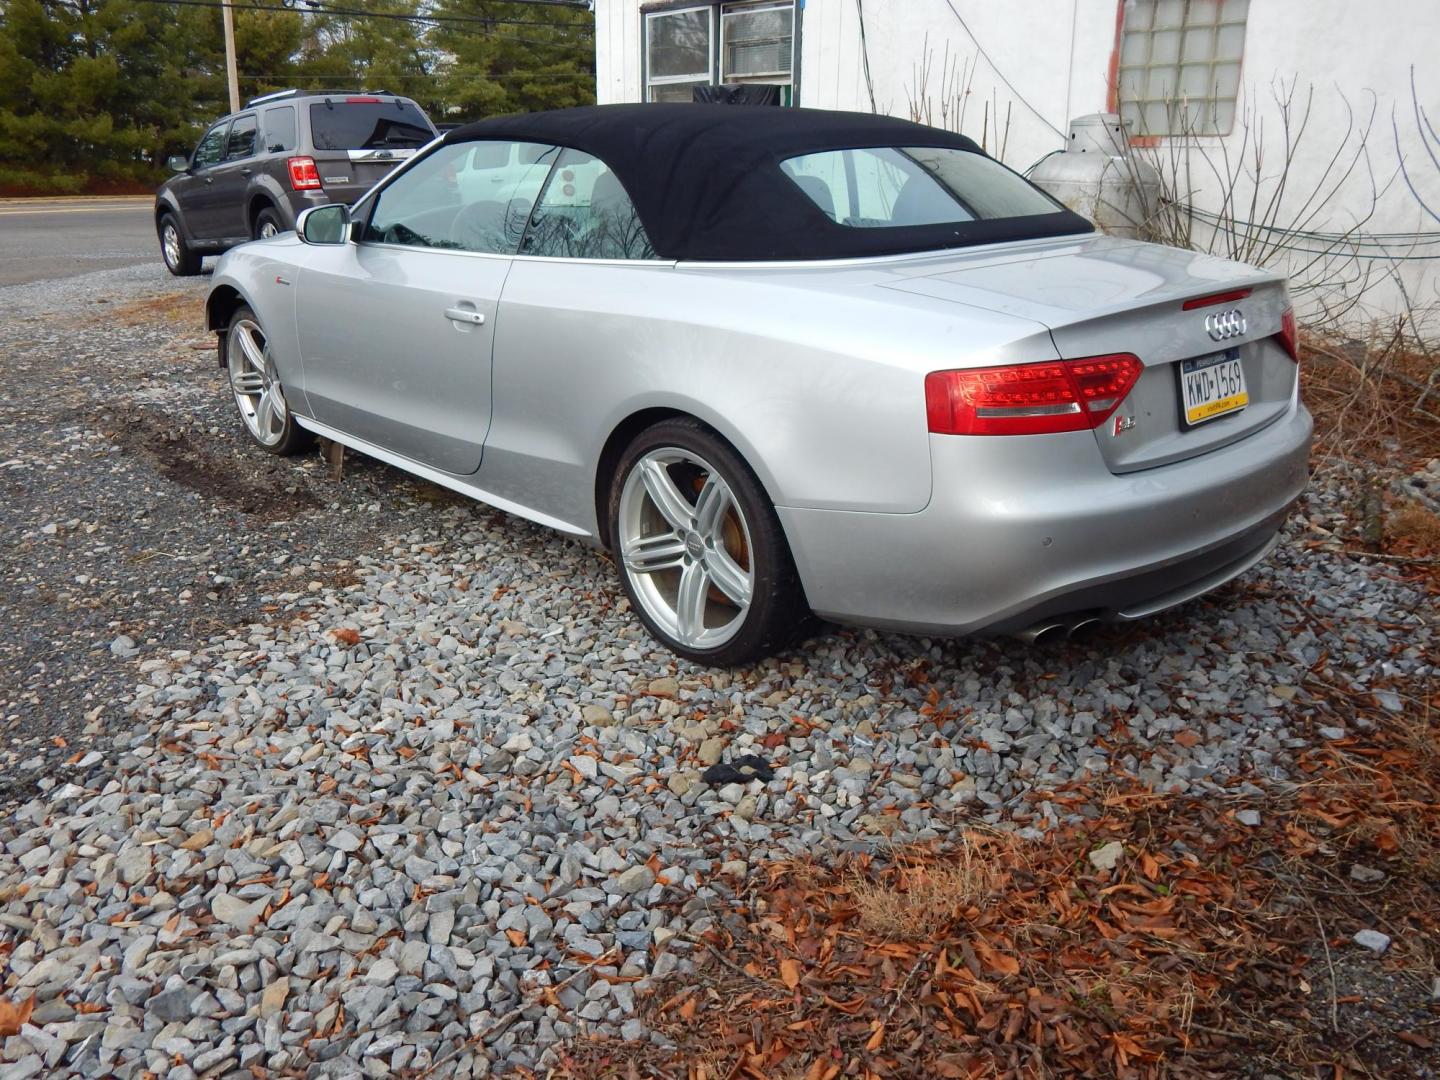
xmin=0 ymin=265 xmax=1432 ymax=1076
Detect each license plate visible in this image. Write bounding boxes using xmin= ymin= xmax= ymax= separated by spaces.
xmin=1179 ymin=349 xmax=1248 ymax=427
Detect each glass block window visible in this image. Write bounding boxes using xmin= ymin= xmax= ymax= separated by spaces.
xmin=720 ymin=1 xmax=794 ymax=83
xmin=1117 ymin=0 xmax=1248 ymax=135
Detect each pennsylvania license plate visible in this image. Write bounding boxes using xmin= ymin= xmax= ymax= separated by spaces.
xmin=1179 ymin=348 xmax=1248 ymax=427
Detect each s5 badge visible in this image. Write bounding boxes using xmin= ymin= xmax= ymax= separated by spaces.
xmin=1112 ymin=414 xmax=1136 ymax=436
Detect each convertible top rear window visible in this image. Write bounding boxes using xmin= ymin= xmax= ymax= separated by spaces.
xmin=781 ymin=147 xmax=1063 ymax=229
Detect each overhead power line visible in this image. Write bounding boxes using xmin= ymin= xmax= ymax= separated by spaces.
xmin=238 ymin=71 xmax=592 ymax=81
xmin=118 ymin=0 xmax=595 ymax=33
xmin=940 ymin=0 xmax=1064 ymax=138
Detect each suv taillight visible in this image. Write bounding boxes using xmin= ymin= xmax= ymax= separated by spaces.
xmin=925 ymin=354 xmax=1144 ymax=436
xmin=1277 ymin=307 xmax=1300 ymax=363
xmin=287 ymin=156 xmax=322 ymax=191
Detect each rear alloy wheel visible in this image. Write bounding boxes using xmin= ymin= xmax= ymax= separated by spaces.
xmin=226 ymin=306 xmax=313 ymax=456
xmin=254 ymin=207 xmax=283 ymax=240
xmin=159 ymin=213 xmax=201 ymax=276
xmin=610 ymin=419 xmax=805 ymax=665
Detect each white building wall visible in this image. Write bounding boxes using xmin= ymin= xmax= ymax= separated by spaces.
xmin=595 ymin=0 xmax=1440 ymax=325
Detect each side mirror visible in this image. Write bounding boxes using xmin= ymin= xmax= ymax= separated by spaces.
xmin=166 ymin=154 xmax=190 ymax=173
xmin=297 ymin=204 xmax=350 ymax=245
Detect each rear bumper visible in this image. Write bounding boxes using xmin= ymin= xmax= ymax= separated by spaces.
xmin=777 ymin=402 xmax=1313 ymax=636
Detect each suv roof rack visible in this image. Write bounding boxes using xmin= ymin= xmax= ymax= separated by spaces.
xmin=245 ymin=88 xmax=398 ymax=108
xmin=245 ymin=88 xmax=302 ymax=107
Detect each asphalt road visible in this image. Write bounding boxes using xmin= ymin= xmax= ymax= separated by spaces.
xmin=0 ymin=196 xmax=159 ymax=286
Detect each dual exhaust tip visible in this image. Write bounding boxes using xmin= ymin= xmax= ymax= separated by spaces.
xmin=1016 ymin=615 xmax=1104 ymax=645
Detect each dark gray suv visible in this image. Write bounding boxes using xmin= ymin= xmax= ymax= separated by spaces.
xmin=155 ymin=90 xmax=437 ymax=275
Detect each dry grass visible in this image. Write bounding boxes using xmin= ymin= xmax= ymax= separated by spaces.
xmin=1388 ymin=502 xmax=1440 ymax=554
xmin=1302 ymin=328 xmax=1440 ymax=469
xmin=847 ymin=843 xmax=998 ymax=940
xmin=107 ymin=292 xmax=204 ymax=328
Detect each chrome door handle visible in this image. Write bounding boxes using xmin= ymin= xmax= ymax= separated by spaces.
xmin=444 ymin=307 xmax=485 ymax=325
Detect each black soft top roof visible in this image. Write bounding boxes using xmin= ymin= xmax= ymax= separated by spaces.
xmin=444 ymin=103 xmax=1092 ymax=262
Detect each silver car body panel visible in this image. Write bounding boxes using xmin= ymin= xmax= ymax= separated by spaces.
xmin=210 ymin=224 xmax=1311 ymax=636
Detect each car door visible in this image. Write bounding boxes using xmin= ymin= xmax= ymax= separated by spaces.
xmin=210 ymin=113 xmax=259 ymax=240
xmin=174 ymin=121 xmax=231 ymax=240
xmin=293 ymin=139 xmax=558 ymax=475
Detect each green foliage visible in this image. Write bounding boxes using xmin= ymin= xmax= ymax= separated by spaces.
xmin=0 ymin=0 xmax=595 ymax=191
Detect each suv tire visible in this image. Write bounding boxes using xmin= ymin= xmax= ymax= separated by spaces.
xmin=159 ymin=213 xmax=202 ymax=276
xmin=254 ymin=207 xmax=283 ymax=240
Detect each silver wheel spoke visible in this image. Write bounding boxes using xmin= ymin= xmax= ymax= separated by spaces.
xmin=232 ymin=371 xmax=265 ymax=396
xmin=706 ymin=547 xmax=752 ymax=607
xmin=674 ymin=562 xmax=710 ymax=643
xmin=235 ymin=325 xmax=267 ymax=375
xmin=255 ymin=391 xmax=275 ymax=434
xmin=270 ymin=386 xmax=288 ymax=424
xmin=639 ymin=460 xmax=694 ymax=532
xmin=622 ymin=532 xmax=687 ymax=574
xmin=693 ymin=475 xmax=730 ymax=541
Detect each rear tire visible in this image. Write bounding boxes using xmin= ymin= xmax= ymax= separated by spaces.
xmin=159 ymin=213 xmax=202 ymax=276
xmin=225 ymin=305 xmax=314 ymax=456
xmin=254 ymin=207 xmax=283 ymax=240
xmin=608 ymin=418 xmax=807 ymax=666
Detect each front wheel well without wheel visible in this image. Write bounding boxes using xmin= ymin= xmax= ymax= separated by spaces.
xmin=207 ymin=286 xmax=245 ymax=334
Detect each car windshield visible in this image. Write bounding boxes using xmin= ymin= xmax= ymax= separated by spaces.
xmin=308 ymin=100 xmax=434 ymax=151
xmin=779 ymin=146 xmax=1061 ymax=228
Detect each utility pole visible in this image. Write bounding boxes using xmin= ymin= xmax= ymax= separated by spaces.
xmin=222 ymin=0 xmax=240 ymax=113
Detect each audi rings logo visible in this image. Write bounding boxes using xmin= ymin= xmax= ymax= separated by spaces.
xmin=1204 ymin=308 xmax=1248 ymax=341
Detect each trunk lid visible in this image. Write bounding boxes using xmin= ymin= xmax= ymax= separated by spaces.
xmin=879 ymin=235 xmax=1297 ymax=472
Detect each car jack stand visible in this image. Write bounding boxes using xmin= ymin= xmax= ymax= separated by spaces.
xmin=319 ymin=437 xmax=345 ymax=483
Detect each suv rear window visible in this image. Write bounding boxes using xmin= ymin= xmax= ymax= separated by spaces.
xmin=308 ymin=99 xmax=433 ymax=151
xmin=780 ymin=146 xmax=1061 ymax=228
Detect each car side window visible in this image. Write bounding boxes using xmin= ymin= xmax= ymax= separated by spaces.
xmin=192 ymin=122 xmax=229 ymax=170
xmin=519 ymin=148 xmax=656 ymax=260
xmin=225 ymin=115 xmax=258 ymax=161
xmin=364 ymin=140 xmax=557 ymax=254
xmin=261 ymin=106 xmax=297 ymax=153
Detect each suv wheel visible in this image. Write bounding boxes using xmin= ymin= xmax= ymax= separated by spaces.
xmin=254 ymin=207 xmax=283 ymax=240
xmin=609 ymin=418 xmax=807 ymax=666
xmin=159 ymin=214 xmax=202 ymax=276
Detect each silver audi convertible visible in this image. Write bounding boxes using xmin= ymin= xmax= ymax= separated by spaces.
xmin=205 ymin=104 xmax=1312 ymax=664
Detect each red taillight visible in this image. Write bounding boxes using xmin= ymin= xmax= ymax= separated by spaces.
xmin=1181 ymin=287 xmax=1253 ymax=310
xmin=1277 ymin=306 xmax=1300 ymax=363
xmin=925 ymin=354 xmax=1144 ymax=436
xmin=345 ymin=95 xmax=382 ymax=103
xmin=287 ymin=156 xmax=322 ymax=191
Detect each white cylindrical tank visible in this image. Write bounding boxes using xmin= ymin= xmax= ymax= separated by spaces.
xmin=1029 ymin=113 xmax=1161 ymax=239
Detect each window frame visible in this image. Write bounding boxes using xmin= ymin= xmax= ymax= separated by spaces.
xmin=191 ymin=120 xmax=231 ymax=170
xmin=360 ymin=139 xmax=560 ymax=256
xmin=223 ymin=113 xmax=258 ymax=162
xmin=1113 ymin=0 xmax=1249 ymax=138
xmin=719 ymin=0 xmax=794 ymax=83
xmin=643 ymin=5 xmax=715 ymax=102
xmin=517 ymin=146 xmax=660 ymax=262
xmin=260 ymin=105 xmax=297 ymax=154
xmin=641 ymin=0 xmax=798 ymax=104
